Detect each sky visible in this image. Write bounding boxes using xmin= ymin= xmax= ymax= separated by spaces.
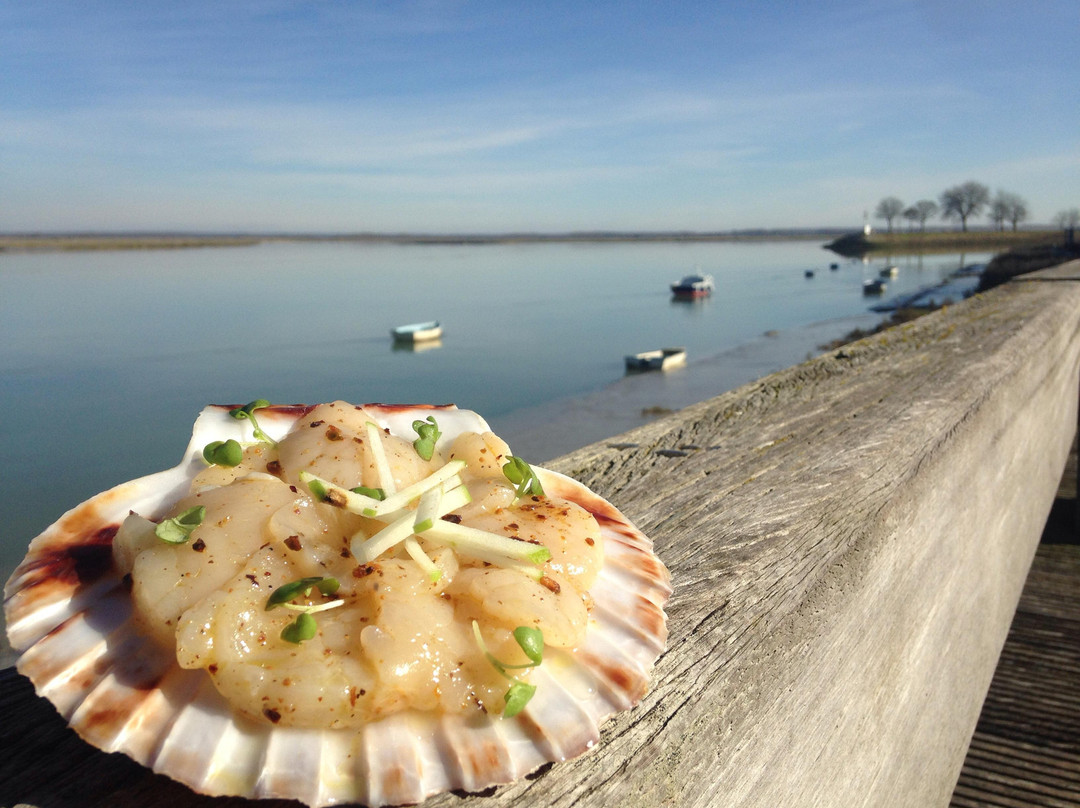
xmin=1 ymin=1 xmax=1078 ymax=233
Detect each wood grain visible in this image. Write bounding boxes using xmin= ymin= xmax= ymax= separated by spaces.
xmin=5 ymin=260 xmax=1080 ymax=808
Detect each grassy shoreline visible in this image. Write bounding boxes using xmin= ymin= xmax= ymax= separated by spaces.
xmin=825 ymin=229 xmax=1063 ymax=257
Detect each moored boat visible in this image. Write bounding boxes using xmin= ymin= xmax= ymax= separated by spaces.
xmin=391 ymin=320 xmax=442 ymax=342
xmin=670 ymin=274 xmax=714 ymax=298
xmin=863 ymin=279 xmax=886 ymax=295
xmin=879 ymin=265 xmax=899 ymax=279
xmin=625 ymin=347 xmax=687 ymax=372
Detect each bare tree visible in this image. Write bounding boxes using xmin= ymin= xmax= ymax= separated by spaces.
xmin=991 ymin=190 xmax=1028 ymax=232
xmin=874 ymin=197 xmax=905 ymax=233
xmin=1005 ymin=195 xmax=1028 ymax=231
xmin=911 ymin=199 xmax=938 ymax=232
xmin=902 ymin=206 xmax=920 ymax=231
xmin=1053 ymin=208 xmax=1080 ymax=230
xmin=989 ymin=197 xmax=1008 ymax=231
xmin=939 ymin=181 xmax=990 ymax=232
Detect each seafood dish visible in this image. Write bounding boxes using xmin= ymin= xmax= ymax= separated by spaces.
xmin=4 ymin=400 xmax=671 ymax=806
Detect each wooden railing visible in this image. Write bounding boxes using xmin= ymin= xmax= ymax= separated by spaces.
xmin=4 ymin=260 xmax=1079 ymax=807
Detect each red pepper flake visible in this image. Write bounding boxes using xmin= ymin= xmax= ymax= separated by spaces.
xmin=208 ymin=664 xmax=219 ymax=674
xmin=352 ymin=563 xmax=376 ymax=578
xmin=441 ymin=513 xmax=462 ymax=524
xmin=309 ymin=420 xmax=325 ymax=428
xmin=325 ymin=425 xmax=344 ymax=442
xmin=585 ymin=537 xmax=595 ymax=546
xmin=191 ymin=538 xmax=207 ymax=553
xmin=539 ymin=575 xmax=561 ymax=594
xmin=266 ymin=459 xmax=283 ymax=477
xmin=246 ymin=573 xmax=259 ymax=586
xmin=506 ymin=522 xmax=519 ymax=530
xmin=263 ymin=707 xmax=282 ymax=723
xmin=284 ymin=535 xmax=302 ymax=551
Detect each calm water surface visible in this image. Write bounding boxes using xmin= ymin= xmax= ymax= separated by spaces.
xmin=0 ymin=240 xmax=989 ymax=599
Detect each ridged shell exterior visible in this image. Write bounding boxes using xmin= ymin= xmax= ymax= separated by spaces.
xmin=4 ymin=404 xmax=671 ymax=806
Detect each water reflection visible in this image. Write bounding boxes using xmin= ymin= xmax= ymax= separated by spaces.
xmin=391 ymin=338 xmax=443 ymax=353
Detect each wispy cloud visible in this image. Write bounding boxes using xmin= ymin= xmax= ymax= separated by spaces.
xmin=2 ymin=1 xmax=1078 ymax=230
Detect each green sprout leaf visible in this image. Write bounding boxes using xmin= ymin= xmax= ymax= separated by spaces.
xmin=229 ymin=399 xmax=277 ymax=445
xmin=266 ymin=577 xmax=341 ymax=645
xmin=472 ymin=620 xmax=544 ymax=717
xmin=280 ymin=612 xmax=318 ymax=644
xmin=502 ymin=456 xmax=544 ymax=498
xmin=202 ymin=438 xmax=243 ymax=467
xmin=265 ymin=576 xmax=340 ymax=610
xmin=502 ymin=681 xmax=537 ymax=717
xmin=513 ymin=626 xmax=544 ymax=666
xmin=411 ymin=416 xmax=442 ymax=461
xmin=155 ymin=505 xmax=206 ymax=544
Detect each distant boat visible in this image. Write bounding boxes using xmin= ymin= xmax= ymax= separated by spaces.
xmin=625 ymin=347 xmax=687 ymax=372
xmin=805 ymin=269 xmax=815 ymax=278
xmin=879 ymin=265 xmax=899 ymax=279
xmin=829 ymin=262 xmax=840 ymax=270
xmin=670 ymin=274 xmax=714 ymax=298
xmin=391 ymin=320 xmax=442 ymax=342
xmin=863 ymin=279 xmax=887 ymax=295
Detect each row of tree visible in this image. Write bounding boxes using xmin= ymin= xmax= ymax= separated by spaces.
xmin=873 ymin=182 xmax=1076 ymax=234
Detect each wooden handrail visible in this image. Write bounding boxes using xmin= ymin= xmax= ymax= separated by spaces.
xmin=4 ymin=260 xmax=1079 ymax=807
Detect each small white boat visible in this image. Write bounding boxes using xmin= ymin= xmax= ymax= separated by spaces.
xmin=625 ymin=347 xmax=687 ymax=372
xmin=670 ymin=274 xmax=714 ymax=298
xmin=879 ymin=265 xmax=899 ymax=278
xmin=863 ymin=279 xmax=887 ymax=295
xmin=391 ymin=320 xmax=442 ymax=343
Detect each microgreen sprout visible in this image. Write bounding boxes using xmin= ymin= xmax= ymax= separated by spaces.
xmin=266 ymin=576 xmax=342 ymax=644
xmin=502 ymin=456 xmax=544 ymax=499
xmin=202 ymin=438 xmax=243 ymax=467
xmin=281 ymin=612 xmax=318 ymax=644
xmin=472 ymin=621 xmax=545 ymax=717
xmin=411 ymin=415 xmax=442 ymax=461
xmin=266 ymin=576 xmax=340 ymax=609
xmin=155 ymin=505 xmax=206 ymax=544
xmin=230 ymin=399 xmax=277 ymax=446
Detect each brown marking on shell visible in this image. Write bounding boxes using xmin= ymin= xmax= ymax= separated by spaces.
xmin=212 ymin=403 xmax=317 ymax=418
xmin=460 ymin=739 xmax=510 ymax=782
xmin=574 ymin=649 xmax=650 ymax=707
xmin=76 ymin=663 xmax=169 ymax=745
xmin=21 ymin=529 xmax=115 ymax=588
xmin=364 ymin=402 xmax=456 ymax=413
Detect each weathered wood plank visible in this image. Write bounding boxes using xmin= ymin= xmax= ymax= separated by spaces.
xmin=4 ymin=260 xmax=1080 ymax=807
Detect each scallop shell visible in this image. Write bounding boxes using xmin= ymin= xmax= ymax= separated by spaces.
xmin=4 ymin=403 xmax=670 ymax=806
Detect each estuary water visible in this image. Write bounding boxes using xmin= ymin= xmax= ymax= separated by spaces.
xmin=0 ymin=239 xmax=989 ymax=624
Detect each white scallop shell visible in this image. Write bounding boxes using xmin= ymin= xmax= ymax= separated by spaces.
xmin=4 ymin=403 xmax=671 ymax=807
